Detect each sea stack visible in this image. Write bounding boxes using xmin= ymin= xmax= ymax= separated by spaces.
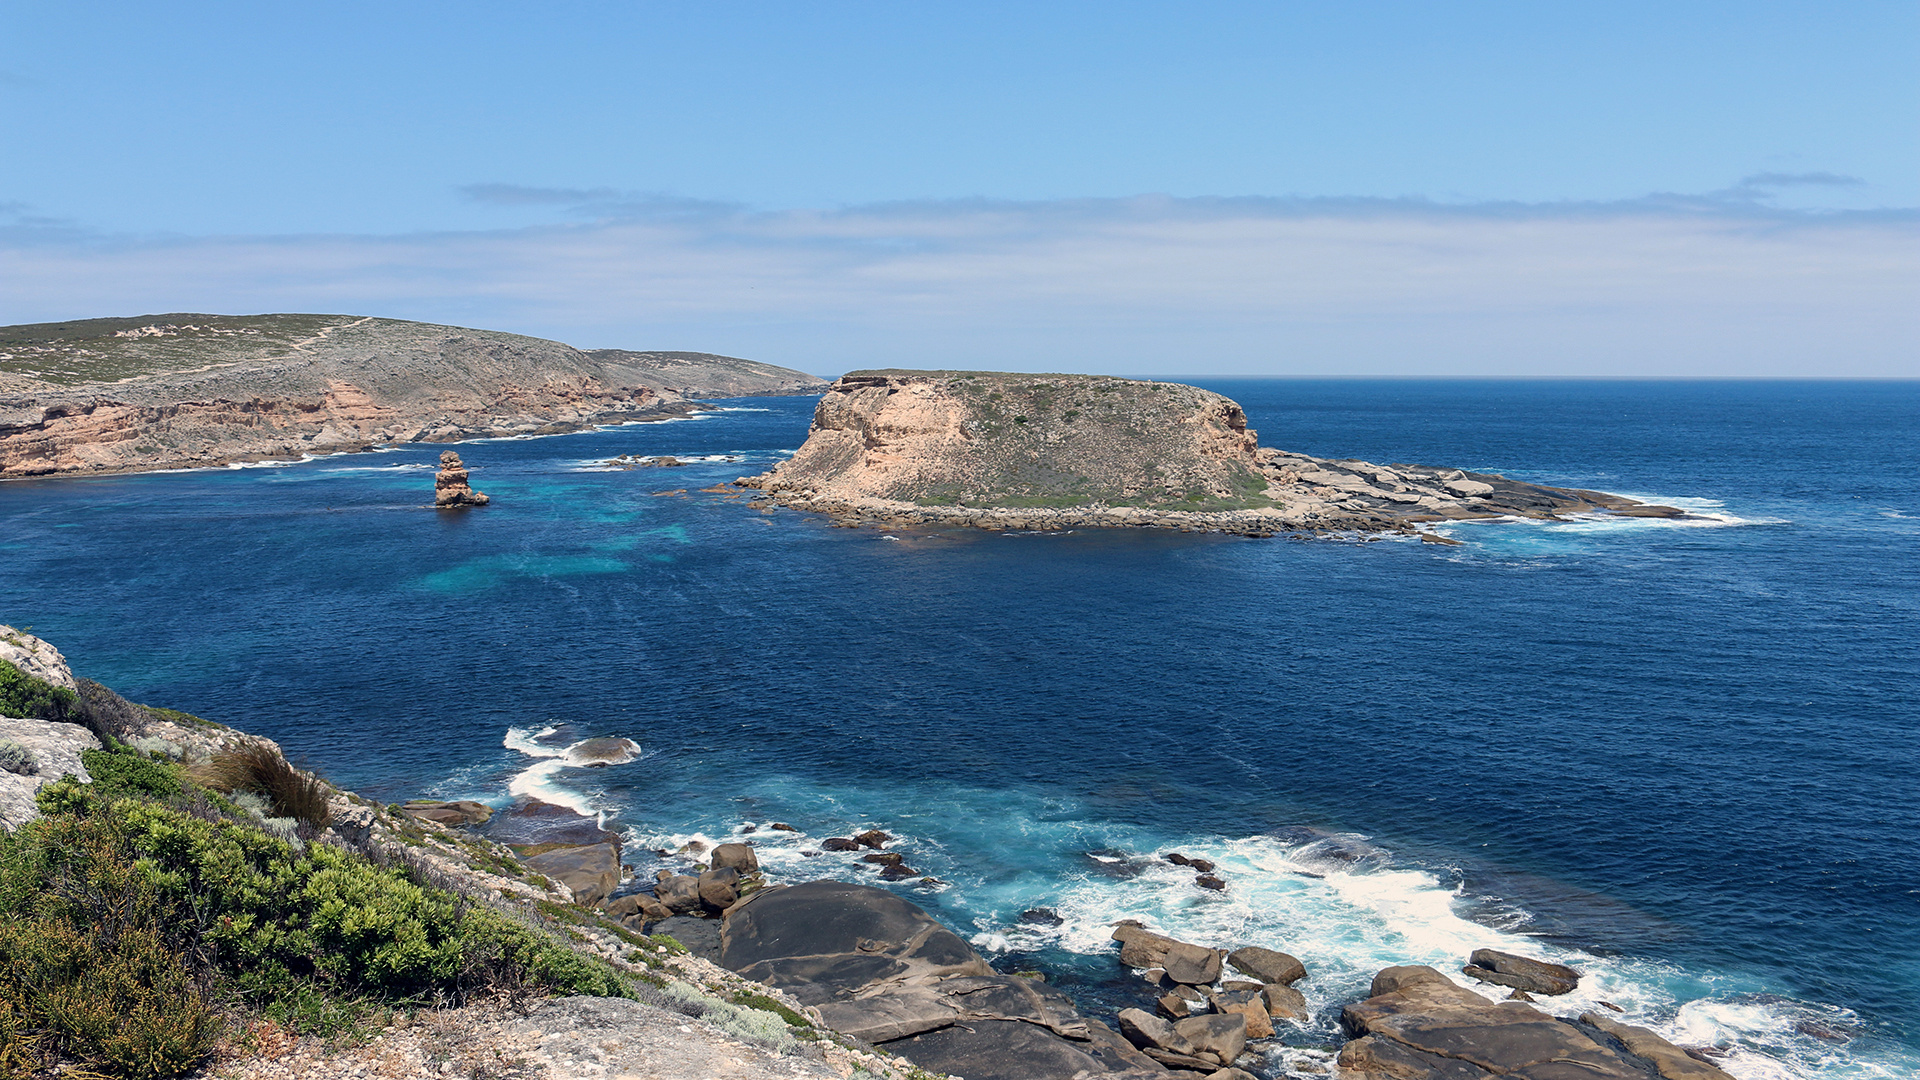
xmin=434 ymin=450 xmax=490 ymax=507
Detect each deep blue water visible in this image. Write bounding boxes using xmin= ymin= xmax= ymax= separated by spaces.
xmin=2 ymin=380 xmax=1915 ymax=1079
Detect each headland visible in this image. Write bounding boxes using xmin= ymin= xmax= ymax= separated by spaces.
xmin=0 ymin=313 xmax=827 ymax=479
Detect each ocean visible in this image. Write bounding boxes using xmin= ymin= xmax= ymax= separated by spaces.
xmin=2 ymin=379 xmax=1915 ymax=1079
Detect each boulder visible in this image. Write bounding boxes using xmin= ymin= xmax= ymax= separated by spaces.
xmin=1181 ymin=1012 xmax=1249 ymax=1064
xmin=1228 ymin=946 xmax=1306 ymax=986
xmin=1209 ymin=989 xmax=1273 ymax=1039
xmin=1195 ymin=874 xmax=1227 ymax=891
xmin=1019 ymin=907 xmax=1065 ymax=927
xmin=1337 ymin=963 xmax=1712 ymax=1080
xmin=1164 ymin=941 xmax=1226 ymax=986
xmin=853 ymin=829 xmax=891 ymax=849
xmin=1263 ymin=982 xmax=1307 ymax=1021
xmin=521 ymin=842 xmax=620 ymax=907
xmin=606 ymin=893 xmax=673 ymax=922
xmin=1463 ymin=948 xmax=1580 ymax=996
xmin=1156 ymin=992 xmax=1192 ymax=1019
xmin=820 ymin=837 xmax=861 ymax=851
xmin=697 ymin=867 xmax=740 ymax=911
xmin=709 ymin=842 xmax=759 ymax=873
xmin=653 ymin=873 xmax=703 ymax=914
xmin=878 ymin=862 xmax=920 ymax=881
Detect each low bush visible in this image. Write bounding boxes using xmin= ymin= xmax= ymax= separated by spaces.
xmin=1 ymin=765 xmax=631 ymax=1078
xmin=0 ymin=660 xmax=76 ymax=724
xmin=0 ymin=739 xmax=35 ymax=776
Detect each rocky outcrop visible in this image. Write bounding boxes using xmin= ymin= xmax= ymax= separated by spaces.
xmin=1462 ymin=948 xmax=1580 ymax=996
xmin=720 ymin=881 xmax=1166 ymax=1079
xmin=0 ymin=624 xmax=75 ymax=690
xmin=0 ymin=716 xmax=99 ymax=830
xmin=1337 ymin=964 xmax=1734 ymax=1080
xmin=434 ymin=450 xmax=490 ymax=507
xmin=739 ymin=370 xmax=1687 ymax=536
xmin=0 ymin=313 xmax=825 ymax=478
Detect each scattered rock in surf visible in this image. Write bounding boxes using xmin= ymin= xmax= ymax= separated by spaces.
xmin=854 ymin=829 xmax=891 ymax=849
xmin=1187 ymin=857 xmax=1216 ymax=873
xmin=1166 ymin=852 xmax=1193 ymax=866
xmin=1195 ymin=873 xmax=1228 ymax=891
xmin=767 ymin=822 xmax=799 ymax=832
xmin=604 ymin=454 xmax=686 ymax=469
xmin=878 ymin=862 xmax=920 ymax=881
xmin=1228 ymin=946 xmax=1306 ymax=987
xmin=1018 ymin=907 xmax=1064 ymax=927
xmin=1462 ymin=948 xmax=1580 ymax=996
xmin=821 ymin=837 xmax=861 ymax=851
xmin=433 ymin=450 xmax=489 ymax=507
xmin=563 ymin=736 xmax=640 ymax=766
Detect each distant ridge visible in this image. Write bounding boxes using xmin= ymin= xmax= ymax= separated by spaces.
xmin=0 ymin=313 xmax=828 ymax=478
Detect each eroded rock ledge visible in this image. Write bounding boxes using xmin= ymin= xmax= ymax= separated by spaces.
xmin=738 ymin=370 xmax=1683 ymax=536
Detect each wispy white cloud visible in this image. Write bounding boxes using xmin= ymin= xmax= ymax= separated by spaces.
xmin=2 ymin=195 xmax=1914 ymax=377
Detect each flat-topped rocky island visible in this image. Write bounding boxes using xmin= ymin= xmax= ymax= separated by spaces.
xmin=738 ymin=370 xmax=1685 ymax=537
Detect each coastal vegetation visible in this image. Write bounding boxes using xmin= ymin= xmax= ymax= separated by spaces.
xmin=0 ymin=726 xmax=629 ymax=1078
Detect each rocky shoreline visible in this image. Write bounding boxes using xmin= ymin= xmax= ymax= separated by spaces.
xmin=0 ymin=313 xmax=826 ymax=479
xmin=1 ymin=625 xmax=1741 ymax=1080
xmin=737 ymin=371 xmax=1687 ymax=538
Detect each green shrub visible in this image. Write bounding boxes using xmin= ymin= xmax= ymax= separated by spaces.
xmin=0 ymin=660 xmax=76 ymax=723
xmin=81 ymin=748 xmax=183 ymax=800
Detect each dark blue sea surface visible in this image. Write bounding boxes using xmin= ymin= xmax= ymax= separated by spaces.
xmin=2 ymin=380 xmax=1915 ymax=1079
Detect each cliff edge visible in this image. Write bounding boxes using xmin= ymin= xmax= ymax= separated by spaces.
xmin=0 ymin=314 xmax=828 ymax=479
xmin=740 ymin=370 xmax=1680 ymax=536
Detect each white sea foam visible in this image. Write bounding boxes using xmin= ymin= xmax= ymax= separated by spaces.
xmin=500 ymin=726 xmax=643 ymax=814
xmin=483 ymin=765 xmax=1916 ymax=1079
xmin=507 ymin=759 xmax=595 ymax=815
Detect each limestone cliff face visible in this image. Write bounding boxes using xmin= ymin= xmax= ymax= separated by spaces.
xmin=0 ymin=314 xmax=825 ymax=478
xmin=752 ymin=370 xmax=1270 ymax=509
xmin=742 ymin=370 xmax=1681 ymax=536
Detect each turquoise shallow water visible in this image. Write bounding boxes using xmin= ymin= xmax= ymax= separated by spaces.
xmin=2 ymin=381 xmax=1916 ymax=1079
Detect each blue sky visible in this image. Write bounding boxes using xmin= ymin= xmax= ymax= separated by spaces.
xmin=3 ymin=2 xmax=1915 ymax=376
